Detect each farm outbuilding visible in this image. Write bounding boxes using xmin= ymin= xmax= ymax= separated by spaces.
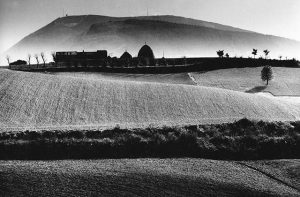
xmin=138 ymin=44 xmax=155 ymax=59
xmin=138 ymin=44 xmax=155 ymax=66
xmin=120 ymin=51 xmax=132 ymax=59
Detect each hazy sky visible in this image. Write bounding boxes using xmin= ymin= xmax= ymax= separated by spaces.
xmin=0 ymin=0 xmax=300 ymax=54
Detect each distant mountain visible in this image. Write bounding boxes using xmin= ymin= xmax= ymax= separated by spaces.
xmin=6 ymin=15 xmax=300 ymax=59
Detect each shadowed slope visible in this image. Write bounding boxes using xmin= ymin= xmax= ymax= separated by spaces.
xmin=0 ymin=159 xmax=299 ymax=196
xmin=0 ymin=69 xmax=299 ymax=131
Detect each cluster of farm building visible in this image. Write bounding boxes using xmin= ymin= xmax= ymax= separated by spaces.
xmin=9 ymin=44 xmax=204 ymax=68
xmin=8 ymin=44 xmax=298 ymax=71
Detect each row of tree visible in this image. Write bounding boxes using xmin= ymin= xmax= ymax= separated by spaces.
xmin=216 ymin=49 xmax=285 ymax=59
xmin=6 ymin=52 xmax=56 ymax=67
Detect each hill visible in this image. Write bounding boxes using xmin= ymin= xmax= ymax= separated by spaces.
xmin=0 ymin=69 xmax=300 ymax=131
xmin=1 ymin=159 xmax=299 ymax=196
xmin=190 ymin=67 xmax=300 ymax=96
xmin=6 ymin=15 xmax=300 ymax=61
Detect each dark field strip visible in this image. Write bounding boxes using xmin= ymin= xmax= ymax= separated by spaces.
xmin=1 ymin=119 xmax=299 ymax=160
xmin=0 ymin=159 xmax=299 ymax=197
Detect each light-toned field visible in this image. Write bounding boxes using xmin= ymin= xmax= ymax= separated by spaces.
xmin=1 ymin=159 xmax=299 ymax=196
xmin=190 ymin=67 xmax=300 ymax=96
xmin=51 ymin=72 xmax=196 ymax=85
xmin=0 ymin=69 xmax=300 ymax=131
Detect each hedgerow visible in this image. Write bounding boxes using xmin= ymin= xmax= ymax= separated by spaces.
xmin=0 ymin=118 xmax=299 ymax=160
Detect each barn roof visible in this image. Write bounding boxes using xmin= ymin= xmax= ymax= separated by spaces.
xmin=120 ymin=51 xmax=132 ymax=59
xmin=138 ymin=44 xmax=155 ymax=59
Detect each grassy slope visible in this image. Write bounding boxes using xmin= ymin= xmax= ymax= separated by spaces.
xmin=0 ymin=159 xmax=299 ymax=196
xmin=190 ymin=67 xmax=300 ymax=96
xmin=1 ymin=69 xmax=300 ymax=131
xmin=51 ymin=72 xmax=196 ymax=85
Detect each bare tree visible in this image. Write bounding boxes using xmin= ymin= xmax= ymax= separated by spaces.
xmin=34 ymin=54 xmax=39 ymax=66
xmin=51 ymin=52 xmax=56 ymax=62
xmin=263 ymin=50 xmax=270 ymax=59
xmin=40 ymin=52 xmax=46 ymax=67
xmin=27 ymin=54 xmax=31 ymax=65
xmin=217 ymin=50 xmax=224 ymax=58
xmin=252 ymin=49 xmax=258 ymax=58
xmin=6 ymin=55 xmax=10 ymax=65
xmin=261 ymin=65 xmax=273 ymax=85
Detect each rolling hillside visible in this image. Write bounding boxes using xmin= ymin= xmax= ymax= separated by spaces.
xmin=1 ymin=159 xmax=299 ymax=196
xmin=0 ymin=69 xmax=300 ymax=131
xmin=6 ymin=15 xmax=300 ymax=61
xmin=51 ymin=72 xmax=196 ymax=85
xmin=190 ymin=67 xmax=300 ymax=96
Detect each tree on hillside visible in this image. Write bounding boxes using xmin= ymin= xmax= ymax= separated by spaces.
xmin=6 ymin=55 xmax=10 ymax=65
xmin=27 ymin=54 xmax=31 ymax=66
xmin=279 ymin=55 xmax=282 ymax=61
xmin=261 ymin=65 xmax=273 ymax=85
xmin=51 ymin=52 xmax=56 ymax=62
xmin=217 ymin=50 xmax=224 ymax=58
xmin=252 ymin=49 xmax=258 ymax=58
xmin=263 ymin=50 xmax=270 ymax=59
xmin=34 ymin=54 xmax=39 ymax=66
xmin=40 ymin=52 xmax=46 ymax=67
xmin=225 ymin=53 xmax=229 ymax=58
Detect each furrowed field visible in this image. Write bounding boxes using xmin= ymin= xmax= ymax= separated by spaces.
xmin=52 ymin=72 xmax=196 ymax=85
xmin=1 ymin=159 xmax=299 ymax=196
xmin=0 ymin=69 xmax=300 ymax=131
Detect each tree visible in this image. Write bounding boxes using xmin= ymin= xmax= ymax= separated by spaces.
xmin=263 ymin=50 xmax=270 ymax=59
xmin=279 ymin=55 xmax=282 ymax=60
xmin=217 ymin=50 xmax=224 ymax=58
xmin=225 ymin=53 xmax=229 ymax=58
xmin=6 ymin=55 xmax=10 ymax=65
xmin=252 ymin=49 xmax=258 ymax=58
xmin=51 ymin=52 xmax=56 ymax=62
xmin=261 ymin=65 xmax=273 ymax=85
xmin=40 ymin=52 xmax=46 ymax=67
xmin=34 ymin=54 xmax=39 ymax=65
xmin=27 ymin=54 xmax=31 ymax=65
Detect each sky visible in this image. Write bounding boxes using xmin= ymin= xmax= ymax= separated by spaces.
xmin=0 ymin=0 xmax=300 ymax=54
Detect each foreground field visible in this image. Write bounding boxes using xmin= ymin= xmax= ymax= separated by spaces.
xmin=1 ymin=159 xmax=299 ymax=196
xmin=240 ymin=160 xmax=300 ymax=190
xmin=0 ymin=69 xmax=300 ymax=131
xmin=190 ymin=67 xmax=300 ymax=96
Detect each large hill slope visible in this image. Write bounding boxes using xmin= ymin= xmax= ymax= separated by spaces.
xmin=6 ymin=15 xmax=300 ymax=60
xmin=0 ymin=69 xmax=299 ymax=131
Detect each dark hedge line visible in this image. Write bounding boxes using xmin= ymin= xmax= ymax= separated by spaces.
xmin=0 ymin=118 xmax=299 ymax=160
xmin=12 ymin=58 xmax=299 ymax=74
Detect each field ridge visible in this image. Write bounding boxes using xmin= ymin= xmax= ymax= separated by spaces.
xmin=237 ymin=162 xmax=300 ymax=192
